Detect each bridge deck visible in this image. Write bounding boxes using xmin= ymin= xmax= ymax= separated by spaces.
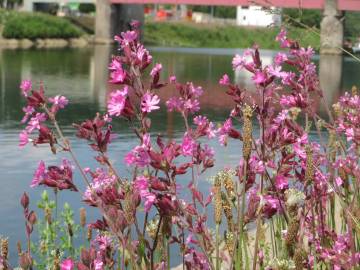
xmin=109 ymin=0 xmax=360 ymax=11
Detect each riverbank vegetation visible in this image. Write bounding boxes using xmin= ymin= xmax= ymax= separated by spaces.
xmin=144 ymin=21 xmax=320 ymax=50
xmin=0 ymin=9 xmax=83 ymax=39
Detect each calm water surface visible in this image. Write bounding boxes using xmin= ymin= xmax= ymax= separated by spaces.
xmin=0 ymin=46 xmax=359 ymax=266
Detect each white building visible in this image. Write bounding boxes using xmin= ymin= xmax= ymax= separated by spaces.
xmin=236 ymin=6 xmax=281 ymax=27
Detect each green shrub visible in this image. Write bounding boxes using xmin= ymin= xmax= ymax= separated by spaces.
xmin=78 ymin=3 xmax=95 ymax=14
xmin=2 ymin=12 xmax=83 ymax=39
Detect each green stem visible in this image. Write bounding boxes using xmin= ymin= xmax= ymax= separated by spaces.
xmin=215 ymin=224 xmax=220 ymax=270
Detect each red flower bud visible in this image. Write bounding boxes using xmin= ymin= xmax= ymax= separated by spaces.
xmin=21 ymin=192 xmax=29 ymax=209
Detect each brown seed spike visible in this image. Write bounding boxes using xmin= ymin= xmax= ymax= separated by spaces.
xmin=80 ymin=208 xmax=86 ymax=228
xmin=87 ymin=227 xmax=92 ymax=242
xmin=242 ymin=104 xmax=253 ymax=160
xmin=294 ymin=248 xmax=306 ymax=270
xmin=304 ymin=145 xmax=314 ymax=184
xmin=1 ymin=238 xmax=9 ymax=259
xmin=221 ymin=191 xmax=233 ymax=231
xmin=285 ymin=218 xmax=300 ymax=256
xmin=214 ymin=186 xmax=222 ymax=225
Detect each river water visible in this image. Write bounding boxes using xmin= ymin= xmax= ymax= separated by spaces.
xmin=0 ymin=46 xmax=359 ymax=267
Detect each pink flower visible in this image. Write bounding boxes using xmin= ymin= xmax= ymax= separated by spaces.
xmin=166 ymin=97 xmax=182 ymax=112
xmin=141 ymin=92 xmax=160 ymax=113
xmin=108 ymin=58 xmax=122 ymax=70
xmin=121 ymin=30 xmax=137 ymax=44
xmin=274 ymin=52 xmax=288 ymax=65
xmin=169 ymin=75 xmax=177 ymax=83
xmin=232 ymin=49 xmax=252 ymax=70
xmin=184 ymin=99 xmax=200 ymax=113
xmin=217 ymin=118 xmax=232 ymax=146
xmin=125 ymin=146 xmax=151 ymax=167
xmin=107 ymin=87 xmax=128 ymax=116
xmin=150 ymin=63 xmax=162 ymax=77
xmin=103 ymin=113 xmax=112 ymax=123
xmin=219 ymin=74 xmax=230 ymax=85
xmin=268 ymin=65 xmax=286 ymax=79
xmin=189 ymin=84 xmax=203 ymax=98
xmin=31 ymin=161 xmax=46 ymax=187
xmin=252 ymin=71 xmax=267 ymax=85
xmin=276 ymin=28 xmax=290 ymax=48
xmin=110 ymin=67 xmax=127 ymax=84
xmin=181 ymin=134 xmax=197 ymax=156
xmin=94 ymin=256 xmax=104 ymax=270
xmin=60 ymin=259 xmax=74 ymax=270
xmin=21 ymin=106 xmax=35 ymax=124
xmin=49 ymin=95 xmax=68 ymax=109
xmin=26 ymin=113 xmax=47 ymax=133
xmin=95 ymin=234 xmax=112 ymax=250
xmin=134 ymin=176 xmax=156 ymax=212
xmin=275 ymin=175 xmax=288 ymax=190
xmin=249 ymin=156 xmax=265 ymax=174
xmin=335 ymin=177 xmax=343 ymax=187
xmin=20 ymin=80 xmax=32 ymax=97
xmin=19 ymin=130 xmax=30 ymax=147
xmin=345 ymin=128 xmax=354 ymax=141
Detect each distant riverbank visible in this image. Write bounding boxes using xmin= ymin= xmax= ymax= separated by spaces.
xmin=144 ymin=21 xmax=320 ymax=50
xmin=0 ymin=9 xmax=320 ymax=50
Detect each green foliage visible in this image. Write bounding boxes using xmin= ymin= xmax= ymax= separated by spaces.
xmin=144 ymin=22 xmax=320 ymax=50
xmin=282 ymin=8 xmax=322 ymax=29
xmin=344 ymin=12 xmax=360 ymax=40
xmin=1 ymin=10 xmax=83 ymax=39
xmin=33 ymin=190 xmax=81 ymax=269
xmin=78 ymin=3 xmax=95 ymax=14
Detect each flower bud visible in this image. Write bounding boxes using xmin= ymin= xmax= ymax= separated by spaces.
xmin=21 ymin=192 xmax=29 ymax=209
xmin=19 ymin=252 xmax=32 ymax=269
xmin=28 ymin=210 xmax=37 ymax=225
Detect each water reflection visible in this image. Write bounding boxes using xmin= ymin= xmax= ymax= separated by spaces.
xmin=0 ymin=46 xmax=359 ymax=266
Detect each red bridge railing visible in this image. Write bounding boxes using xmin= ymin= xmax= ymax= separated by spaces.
xmin=109 ymin=0 xmax=360 ymax=11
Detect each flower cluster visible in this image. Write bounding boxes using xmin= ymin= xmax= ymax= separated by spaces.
xmin=10 ymin=25 xmax=360 ymax=270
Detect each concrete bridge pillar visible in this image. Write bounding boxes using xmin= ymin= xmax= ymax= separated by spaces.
xmin=320 ymin=0 xmax=344 ymax=54
xmin=95 ymin=0 xmax=144 ymax=44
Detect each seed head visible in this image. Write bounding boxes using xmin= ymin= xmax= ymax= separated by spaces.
xmin=80 ymin=208 xmax=86 ymax=228
xmin=87 ymin=227 xmax=92 ymax=242
xmin=223 ymin=172 xmax=236 ymax=201
xmin=1 ymin=238 xmax=8 ymax=259
xmin=52 ymin=250 xmax=60 ymax=270
xmin=242 ymin=104 xmax=253 ymax=160
xmin=293 ymin=248 xmax=306 ymax=270
xmin=214 ymin=186 xmax=222 ymax=225
xmin=221 ymin=192 xmax=233 ymax=231
xmin=224 ymin=231 xmax=234 ymax=256
xmin=285 ymin=218 xmax=300 ymax=256
xmin=123 ymin=187 xmax=135 ymax=224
